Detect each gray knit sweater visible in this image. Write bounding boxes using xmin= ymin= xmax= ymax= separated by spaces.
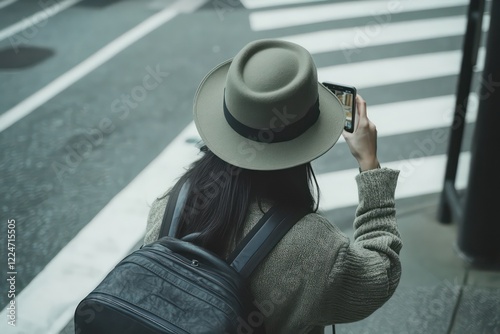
xmin=143 ymin=168 xmax=402 ymax=333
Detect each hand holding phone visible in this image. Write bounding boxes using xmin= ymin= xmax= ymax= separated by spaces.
xmin=322 ymin=81 xmax=357 ymax=133
xmin=342 ymin=94 xmax=380 ymax=171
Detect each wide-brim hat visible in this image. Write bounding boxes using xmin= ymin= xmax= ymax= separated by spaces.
xmin=193 ymin=39 xmax=345 ymax=171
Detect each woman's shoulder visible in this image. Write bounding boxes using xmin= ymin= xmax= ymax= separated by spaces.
xmin=290 ymin=211 xmax=349 ymax=246
xmin=246 ymin=201 xmax=349 ymax=247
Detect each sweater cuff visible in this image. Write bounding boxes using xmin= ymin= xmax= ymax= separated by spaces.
xmin=355 ymin=168 xmax=399 ymax=209
xmin=359 ymin=162 xmax=380 ymax=173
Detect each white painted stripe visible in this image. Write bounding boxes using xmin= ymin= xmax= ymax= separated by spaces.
xmin=0 ymin=123 xmax=201 ymax=333
xmin=241 ymin=0 xmax=325 ymax=9
xmin=333 ymin=94 xmax=478 ymax=146
xmin=365 ymin=94 xmax=478 ymax=137
xmin=317 ymin=152 xmax=470 ymax=212
xmin=318 ymin=47 xmax=486 ymax=90
xmin=250 ymin=0 xmax=468 ymax=31
xmin=0 ymin=0 xmax=17 ymax=10
xmin=280 ymin=14 xmax=490 ymax=55
xmin=0 ymin=0 xmax=207 ymax=134
xmin=0 ymin=0 xmax=82 ymax=42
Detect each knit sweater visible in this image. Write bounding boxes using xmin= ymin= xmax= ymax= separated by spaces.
xmin=143 ymin=168 xmax=402 ymax=333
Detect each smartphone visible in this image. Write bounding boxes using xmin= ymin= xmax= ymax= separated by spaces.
xmin=322 ymin=81 xmax=357 ymax=133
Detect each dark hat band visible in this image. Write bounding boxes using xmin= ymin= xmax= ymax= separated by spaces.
xmin=223 ymin=95 xmax=320 ymax=143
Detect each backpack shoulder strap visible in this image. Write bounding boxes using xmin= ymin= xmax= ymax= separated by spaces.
xmin=227 ymin=205 xmax=308 ymax=280
xmin=159 ymin=180 xmax=191 ymax=238
xmin=159 ymin=180 xmax=307 ymax=279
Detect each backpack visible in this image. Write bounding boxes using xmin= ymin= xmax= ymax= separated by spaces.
xmin=74 ymin=180 xmax=307 ymax=333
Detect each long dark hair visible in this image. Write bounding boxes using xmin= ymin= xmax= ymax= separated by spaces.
xmin=162 ymin=145 xmax=320 ymax=257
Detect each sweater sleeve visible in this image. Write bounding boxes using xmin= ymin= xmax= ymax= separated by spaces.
xmin=318 ymin=167 xmax=402 ymax=324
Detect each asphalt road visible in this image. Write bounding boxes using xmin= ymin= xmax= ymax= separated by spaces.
xmin=0 ymin=0 xmax=486 ymax=333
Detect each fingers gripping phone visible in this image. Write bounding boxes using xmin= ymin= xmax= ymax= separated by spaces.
xmin=322 ymin=82 xmax=357 ymax=133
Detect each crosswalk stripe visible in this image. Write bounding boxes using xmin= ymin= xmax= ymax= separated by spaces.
xmin=250 ymin=0 xmax=468 ymax=31
xmin=365 ymin=94 xmax=478 ymax=137
xmin=317 ymin=152 xmax=470 ymax=211
xmin=330 ymin=93 xmax=478 ymax=145
xmin=318 ymin=47 xmax=486 ymax=90
xmin=241 ymin=0 xmax=325 ymax=9
xmin=278 ymin=14 xmax=489 ymax=55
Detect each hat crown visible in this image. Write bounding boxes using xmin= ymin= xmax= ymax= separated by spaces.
xmin=242 ymin=47 xmax=298 ymax=93
xmin=225 ymin=40 xmax=318 ymax=130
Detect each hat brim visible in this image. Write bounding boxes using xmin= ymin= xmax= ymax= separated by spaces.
xmin=193 ymin=60 xmax=346 ymax=170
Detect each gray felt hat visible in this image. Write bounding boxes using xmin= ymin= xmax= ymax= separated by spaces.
xmin=193 ymin=39 xmax=345 ymax=170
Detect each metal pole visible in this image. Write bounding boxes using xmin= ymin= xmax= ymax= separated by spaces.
xmin=437 ymin=0 xmax=485 ymax=223
xmin=457 ymin=0 xmax=500 ymax=267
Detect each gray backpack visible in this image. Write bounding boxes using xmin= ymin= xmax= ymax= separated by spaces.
xmin=75 ymin=181 xmax=307 ymax=333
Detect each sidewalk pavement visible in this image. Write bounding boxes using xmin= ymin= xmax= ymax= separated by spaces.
xmin=329 ymin=192 xmax=500 ymax=334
